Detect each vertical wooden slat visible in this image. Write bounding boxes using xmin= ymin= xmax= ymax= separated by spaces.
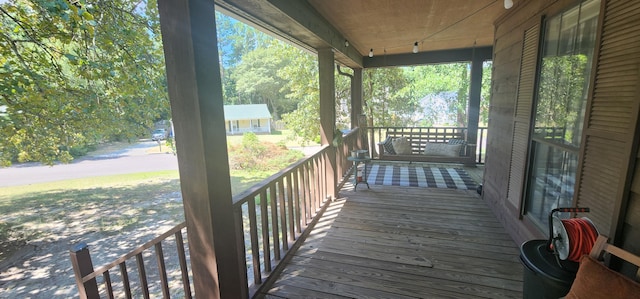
xmin=232 ymin=205 xmax=248 ymax=297
xmin=135 ymin=253 xmax=150 ymax=299
xmin=260 ymin=189 xmax=271 ymax=272
xmin=293 ymin=169 xmax=302 ymax=234
xmin=271 ymin=182 xmax=281 ymax=261
xmin=174 ymin=230 xmax=192 ymax=299
xmin=103 ymin=270 xmax=114 ymax=299
xmin=286 ymin=173 xmax=295 ymax=240
xmin=322 ymin=153 xmax=328 ymax=200
xmin=302 ymin=161 xmax=311 ymax=228
xmin=154 ymin=243 xmax=170 ymax=299
xmin=248 ymin=199 xmax=261 ymax=284
xmin=311 ymin=158 xmax=318 ymax=214
xmin=119 ymin=262 xmax=132 ymax=299
xmin=278 ymin=178 xmax=289 ymax=250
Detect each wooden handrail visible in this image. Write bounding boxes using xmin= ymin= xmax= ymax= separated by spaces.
xmin=82 ymin=222 xmax=186 ymax=283
xmin=70 ymin=128 xmax=362 ymax=298
xmin=70 ymin=222 xmax=190 ymax=299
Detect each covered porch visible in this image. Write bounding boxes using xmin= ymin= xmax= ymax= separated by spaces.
xmin=69 ymin=0 xmax=640 ymax=297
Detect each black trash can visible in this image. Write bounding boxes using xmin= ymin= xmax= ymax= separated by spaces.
xmin=520 ymin=239 xmax=578 ymax=299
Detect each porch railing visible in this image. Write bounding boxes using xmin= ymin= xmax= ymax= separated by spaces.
xmin=365 ymin=126 xmax=489 ymax=164
xmin=69 ymin=223 xmax=191 ymax=299
xmin=69 ymin=128 xmax=362 ymax=298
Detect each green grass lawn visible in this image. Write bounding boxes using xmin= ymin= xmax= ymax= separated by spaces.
xmin=0 ymin=132 xmax=310 ymax=263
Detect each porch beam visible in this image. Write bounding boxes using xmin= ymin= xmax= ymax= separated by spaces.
xmin=265 ymin=0 xmax=363 ymax=68
xmin=364 ymin=46 xmax=493 ymax=68
xmin=157 ymin=1 xmax=247 ymax=298
xmin=214 ymin=0 xmax=362 ymax=68
xmin=318 ymin=48 xmax=337 ymax=199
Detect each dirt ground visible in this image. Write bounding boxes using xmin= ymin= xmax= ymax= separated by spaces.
xmin=0 ymin=191 xmax=185 ymax=298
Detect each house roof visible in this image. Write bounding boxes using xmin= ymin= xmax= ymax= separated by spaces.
xmin=223 ymin=104 xmax=272 ymax=121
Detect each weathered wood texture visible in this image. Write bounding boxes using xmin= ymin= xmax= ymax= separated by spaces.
xmin=506 ymin=23 xmax=539 ymax=212
xmin=157 ymin=0 xmax=246 ymax=297
xmin=575 ymin=0 xmax=640 ymax=248
xmin=258 ymin=185 xmax=523 ymax=298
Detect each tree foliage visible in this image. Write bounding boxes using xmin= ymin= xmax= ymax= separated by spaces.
xmin=0 ymin=3 xmax=495 ymax=165
xmin=0 ymin=0 xmax=168 ymax=166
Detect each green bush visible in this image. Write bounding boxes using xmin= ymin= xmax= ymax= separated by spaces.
xmin=229 ymin=132 xmax=304 ymax=171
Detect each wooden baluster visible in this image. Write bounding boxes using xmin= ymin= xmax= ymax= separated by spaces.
xmin=135 ymin=253 xmax=150 ymax=299
xmin=103 ymin=270 xmax=114 ymax=299
xmin=271 ymin=182 xmax=281 ymax=261
xmin=174 ymin=230 xmax=192 ymax=299
xmin=278 ymin=178 xmax=289 ymax=251
xmin=260 ymin=189 xmax=271 ymax=272
xmin=119 ymin=262 xmax=132 ymax=299
xmin=303 ymin=162 xmax=311 ymax=225
xmin=286 ymin=173 xmax=296 ymax=240
xmin=154 ymin=243 xmax=170 ymax=298
xmin=310 ymin=158 xmax=317 ymax=215
xmin=293 ymin=169 xmax=304 ymax=234
xmin=69 ymin=242 xmax=100 ymax=299
xmin=248 ymin=199 xmax=261 ymax=284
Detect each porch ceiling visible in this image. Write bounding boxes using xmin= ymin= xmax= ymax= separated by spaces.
xmin=215 ymin=0 xmax=507 ymax=68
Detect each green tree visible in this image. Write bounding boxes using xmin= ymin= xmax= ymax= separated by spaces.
xmin=215 ymin=12 xmax=270 ymax=104
xmin=233 ymin=41 xmax=300 ymax=119
xmin=363 ymin=67 xmax=417 ymax=127
xmin=0 ymin=0 xmax=168 ymax=166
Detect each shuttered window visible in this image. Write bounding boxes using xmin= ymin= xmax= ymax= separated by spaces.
xmin=524 ymin=0 xmax=601 ymax=230
xmin=507 ymin=24 xmax=540 ymax=209
xmin=576 ymin=0 xmax=640 ymax=236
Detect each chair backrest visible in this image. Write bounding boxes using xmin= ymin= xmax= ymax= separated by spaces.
xmin=589 ymin=235 xmax=640 ymax=281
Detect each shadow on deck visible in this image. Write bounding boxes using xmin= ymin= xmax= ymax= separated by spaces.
xmin=259 ymin=177 xmax=523 ymax=298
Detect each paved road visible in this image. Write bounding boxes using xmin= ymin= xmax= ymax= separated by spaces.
xmin=0 ymin=141 xmax=179 ymax=188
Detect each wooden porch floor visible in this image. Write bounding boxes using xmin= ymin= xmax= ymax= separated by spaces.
xmin=259 ymin=176 xmax=523 ymax=298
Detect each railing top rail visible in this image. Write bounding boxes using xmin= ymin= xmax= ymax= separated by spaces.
xmin=231 ymin=128 xmax=362 ymax=207
xmin=80 ymin=222 xmax=187 ymax=283
xmin=232 ymin=144 xmax=331 ymax=206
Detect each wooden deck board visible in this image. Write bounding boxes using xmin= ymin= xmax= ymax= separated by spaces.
xmin=258 ymin=184 xmax=523 ymax=299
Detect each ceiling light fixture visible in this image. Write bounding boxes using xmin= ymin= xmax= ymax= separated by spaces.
xmin=504 ymin=0 xmax=513 ymax=9
xmin=412 ymin=42 xmax=419 ymax=54
xmin=369 ymin=49 xmax=374 ymax=57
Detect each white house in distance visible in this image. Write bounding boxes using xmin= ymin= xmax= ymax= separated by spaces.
xmin=223 ymin=104 xmax=272 ymax=135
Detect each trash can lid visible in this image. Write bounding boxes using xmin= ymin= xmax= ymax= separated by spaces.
xmin=520 ymin=239 xmax=578 ymax=283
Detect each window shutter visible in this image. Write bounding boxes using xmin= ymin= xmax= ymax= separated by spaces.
xmin=575 ymin=0 xmax=640 ymax=236
xmin=507 ymin=24 xmax=540 ymax=209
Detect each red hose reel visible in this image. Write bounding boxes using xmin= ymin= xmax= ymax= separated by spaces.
xmin=547 ymin=207 xmax=599 ymax=263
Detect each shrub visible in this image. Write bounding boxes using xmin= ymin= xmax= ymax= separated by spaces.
xmin=229 ymin=133 xmax=304 ymax=171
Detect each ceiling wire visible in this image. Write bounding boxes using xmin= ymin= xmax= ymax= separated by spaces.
xmin=373 ymin=0 xmax=499 ymax=52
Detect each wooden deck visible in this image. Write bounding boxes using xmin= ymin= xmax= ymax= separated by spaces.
xmin=258 ymin=180 xmax=523 ymax=298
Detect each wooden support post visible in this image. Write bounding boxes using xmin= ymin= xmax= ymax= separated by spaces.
xmin=157 ymin=0 xmax=248 ymax=298
xmin=467 ymin=56 xmax=483 ymax=164
xmin=353 ymin=69 xmax=365 ymax=150
xmin=350 ymin=68 xmax=363 ymax=129
xmin=318 ymin=48 xmax=337 ymax=200
xmin=69 ymin=243 xmax=100 ymax=299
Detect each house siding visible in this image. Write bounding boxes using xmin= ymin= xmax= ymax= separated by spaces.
xmin=487 ymin=0 xmax=640 ymax=259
